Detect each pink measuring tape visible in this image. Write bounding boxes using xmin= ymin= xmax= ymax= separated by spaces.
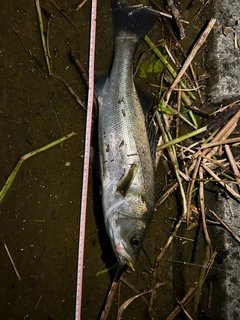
xmin=75 ymin=1 xmax=97 ymax=319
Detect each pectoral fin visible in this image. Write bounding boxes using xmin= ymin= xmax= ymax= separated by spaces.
xmin=117 ymin=162 xmax=138 ymax=196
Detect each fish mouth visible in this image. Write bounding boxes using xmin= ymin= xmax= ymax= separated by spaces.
xmin=115 ymin=241 xmax=135 ymax=271
xmin=126 ymin=260 xmax=135 ymax=271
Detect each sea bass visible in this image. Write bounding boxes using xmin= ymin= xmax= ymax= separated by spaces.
xmin=95 ymin=0 xmax=160 ymax=270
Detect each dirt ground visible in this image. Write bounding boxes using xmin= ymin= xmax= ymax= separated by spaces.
xmin=0 ymin=1 xmax=231 ymax=319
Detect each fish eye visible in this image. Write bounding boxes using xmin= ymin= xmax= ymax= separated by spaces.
xmin=131 ymin=236 xmax=141 ymax=248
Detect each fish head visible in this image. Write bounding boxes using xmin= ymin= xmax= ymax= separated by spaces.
xmin=114 ymin=218 xmax=147 ymax=271
xmin=106 ymin=196 xmax=150 ymax=271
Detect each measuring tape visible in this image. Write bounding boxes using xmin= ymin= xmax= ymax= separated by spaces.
xmin=75 ymin=1 xmax=97 ymax=319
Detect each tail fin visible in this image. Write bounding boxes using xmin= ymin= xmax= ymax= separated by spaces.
xmin=111 ymin=0 xmax=160 ymax=42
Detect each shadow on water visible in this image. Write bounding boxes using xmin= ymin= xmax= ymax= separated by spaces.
xmin=91 ymin=129 xmax=118 ymax=281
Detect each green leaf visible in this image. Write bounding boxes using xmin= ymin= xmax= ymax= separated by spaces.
xmin=96 ymin=263 xmax=119 ymax=276
xmin=153 ymin=59 xmax=165 ymax=73
xmin=139 ymin=61 xmax=154 ymax=79
xmin=160 ymin=106 xmax=175 ymax=115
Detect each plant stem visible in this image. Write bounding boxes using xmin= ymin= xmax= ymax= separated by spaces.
xmin=145 ymin=35 xmax=196 ymax=102
xmin=156 ymin=126 xmax=206 ymax=151
xmin=0 ymin=132 xmax=76 ymax=203
xmin=35 ymin=0 xmax=53 ymax=75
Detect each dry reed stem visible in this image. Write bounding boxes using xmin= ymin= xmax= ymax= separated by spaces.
xmin=186 ymin=157 xmax=201 ymax=222
xmin=76 ymin=0 xmax=89 ymax=10
xmin=201 ymin=137 xmax=240 ymax=149
xmin=199 ymin=166 xmax=211 ymax=247
xmin=156 ymin=112 xmax=187 ymax=215
xmin=192 ymin=248 xmax=214 ymax=317
xmin=192 ymin=166 xmax=212 ymax=316
xmin=165 ymin=18 xmax=216 ymax=105
xmin=154 ymin=181 xmax=178 ymax=209
xmin=175 ymin=89 xmax=182 ymax=138
xmin=167 ymin=0 xmax=185 ymax=39
xmin=194 ymin=109 xmax=240 ymax=159
xmin=156 ymin=135 xmax=163 ymax=167
xmin=35 ymin=295 xmax=42 ymax=310
xmin=121 ymin=277 xmax=149 ymax=307
xmin=49 ymin=0 xmax=76 ymax=29
xmin=100 ymin=269 xmax=123 ymax=320
xmin=211 ymin=100 xmax=240 ymax=116
xmin=202 ymin=164 xmax=240 ymax=199
xmin=117 ymin=283 xmax=164 ymax=320
xmin=176 ymin=299 xmax=193 ymax=320
xmin=148 ymin=215 xmax=184 ymax=318
xmin=209 ymin=210 xmax=240 ymax=243
xmin=203 ymin=252 xmax=217 ymax=283
xmin=2 ymin=242 xmax=21 ymax=281
xmin=225 ymin=144 xmax=240 ymax=191
xmin=166 ymin=283 xmax=198 ymax=320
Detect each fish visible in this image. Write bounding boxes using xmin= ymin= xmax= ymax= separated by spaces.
xmin=95 ymin=0 xmax=160 ymax=271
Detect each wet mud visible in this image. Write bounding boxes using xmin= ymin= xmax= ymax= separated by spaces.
xmin=0 ymin=1 xmax=239 ymax=320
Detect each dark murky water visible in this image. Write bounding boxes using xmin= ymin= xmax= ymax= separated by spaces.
xmin=0 ymin=1 xmax=230 ymax=319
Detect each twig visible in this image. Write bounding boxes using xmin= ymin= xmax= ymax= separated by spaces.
xmin=0 ymin=132 xmax=76 ymax=203
xmin=156 ymin=135 xmax=163 ymax=168
xmin=201 ymin=137 xmax=240 ymax=149
xmin=35 ymin=295 xmax=42 ymax=310
xmin=197 ymin=104 xmax=240 ymax=139
xmin=209 ymin=210 xmax=240 ymax=244
xmin=69 ymin=50 xmax=89 ymax=86
xmin=151 ymin=83 xmax=204 ymax=92
xmin=53 ymin=75 xmax=86 ymax=111
xmin=158 ymin=103 xmax=198 ymax=129
xmin=211 ymin=100 xmax=240 ymax=116
xmin=167 ymin=0 xmax=185 ymax=39
xmin=177 ymin=299 xmax=193 ymax=319
xmin=202 ymin=164 xmax=240 ymax=200
xmin=144 ymin=36 xmax=196 ymax=103
xmin=35 ymin=0 xmax=53 ymax=75
xmin=76 ymin=0 xmax=89 ymax=11
xmin=186 ymin=157 xmax=201 ymax=222
xmin=100 ymin=269 xmax=123 ymax=320
xmin=192 ymin=243 xmax=213 ymax=318
xmin=154 ymin=181 xmax=178 ymax=209
xmin=194 ymin=0 xmax=211 ymax=20
xmin=166 ymin=283 xmax=198 ymax=320
xmin=192 ymin=166 xmax=212 ymax=316
xmin=225 ymin=144 xmax=240 ymax=192
xmin=194 ymin=109 xmax=240 ymax=159
xmin=0 ymin=235 xmax=21 ymax=281
xmin=48 ymin=0 xmax=77 ymax=29
xmin=68 ymin=50 xmax=98 ymax=115
xmin=165 ymin=18 xmax=216 ymax=105
xmin=156 ymin=112 xmax=187 ymax=213
xmin=43 ymin=9 xmax=53 ymax=66
xmin=120 ymin=277 xmax=159 ymax=318
xmin=175 ymin=87 xmax=181 ymax=138
xmin=199 ymin=166 xmax=211 ymax=247
xmin=148 ymin=214 xmax=184 ymax=318
xmin=117 ymin=282 xmax=164 ymax=320
xmin=205 ymin=110 xmax=240 ymax=156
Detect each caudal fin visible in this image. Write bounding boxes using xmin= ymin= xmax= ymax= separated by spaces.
xmin=111 ymin=0 xmax=160 ymax=42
